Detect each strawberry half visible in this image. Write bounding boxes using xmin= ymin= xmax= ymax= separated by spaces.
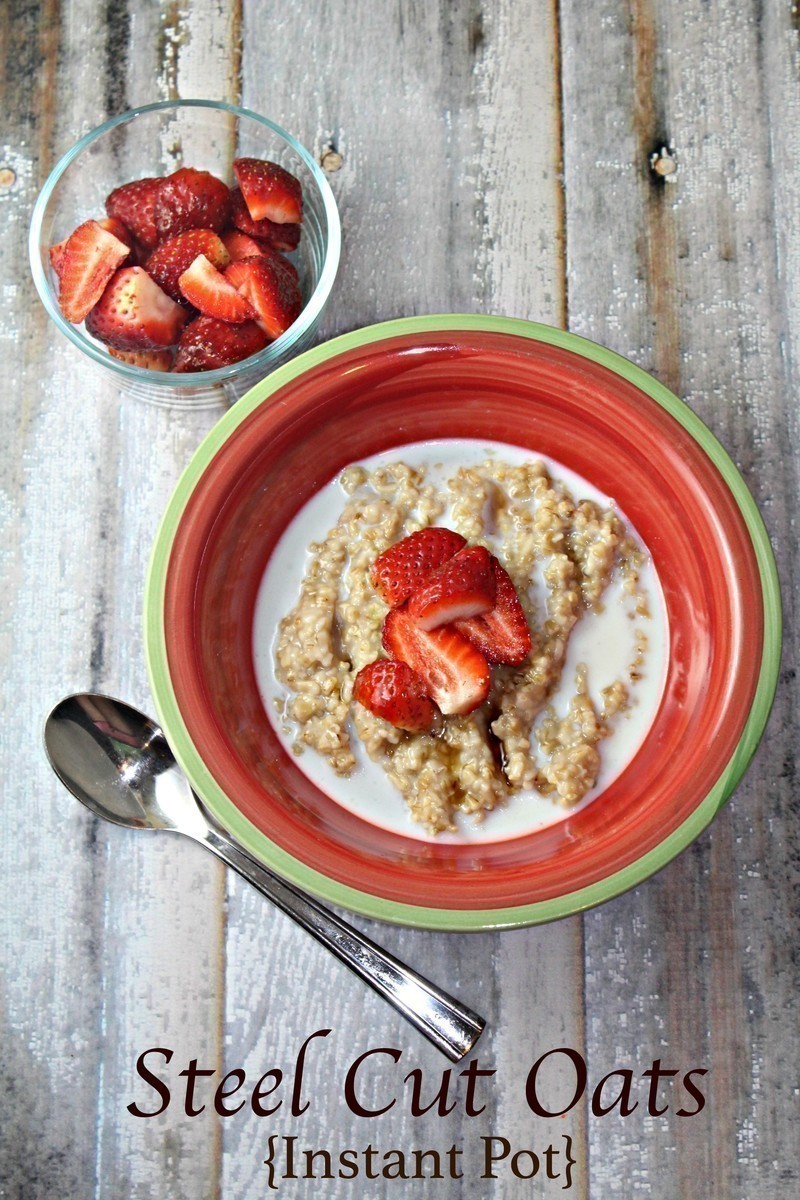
xmin=370 ymin=528 xmax=467 ymax=608
xmin=98 ymin=216 xmax=137 ymax=257
xmin=145 ymin=228 xmax=231 ymax=302
xmin=154 ymin=167 xmax=231 ymax=241
xmin=56 ymin=219 xmax=132 ymax=323
xmin=51 ymin=218 xmax=135 ymax=283
xmin=233 ymin=157 xmax=303 ymax=224
xmin=353 ymin=659 xmax=437 ymax=732
xmin=106 ymin=177 xmax=163 ymax=249
xmin=408 ymin=545 xmax=496 ymax=630
xmin=172 ymin=316 xmax=269 ymax=371
xmin=229 ymin=188 xmax=301 ymax=251
xmin=224 ymin=253 xmax=302 ymax=339
xmin=109 ymin=346 xmax=173 ymax=371
xmin=382 ymin=606 xmax=490 ymax=716
xmin=178 ymin=254 xmax=256 ymax=323
xmin=84 ymin=266 xmax=189 ymax=350
xmin=221 ymin=229 xmax=270 ymax=261
xmin=49 ymin=238 xmax=68 ymax=279
xmin=455 ymin=558 xmax=533 ymax=666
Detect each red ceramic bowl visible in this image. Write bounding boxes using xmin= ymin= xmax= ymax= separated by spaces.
xmin=144 ymin=316 xmax=781 ymax=929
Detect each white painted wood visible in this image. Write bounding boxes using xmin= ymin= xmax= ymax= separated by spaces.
xmin=225 ymin=6 xmax=585 ymax=1200
xmin=561 ymin=1 xmax=800 ymax=1196
xmin=1 ymin=0 xmax=798 ymax=1197
xmin=87 ymin=0 xmax=241 ymax=1190
xmin=0 ymin=4 xmax=235 ymax=1199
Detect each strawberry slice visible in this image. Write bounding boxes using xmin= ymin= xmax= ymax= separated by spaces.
xmin=153 ymin=167 xmax=231 ymax=240
xmin=51 ymin=218 xmax=135 ymax=283
xmin=382 ymin=606 xmax=490 ymax=716
xmin=84 ymin=266 xmax=189 ymax=350
xmin=370 ymin=528 xmax=467 ymax=608
xmin=229 ymin=188 xmax=301 ymax=251
xmin=353 ymin=659 xmax=437 ymax=732
xmin=98 ymin=216 xmax=137 ymax=256
xmin=106 ymin=177 xmax=162 ymax=249
xmin=224 ymin=253 xmax=302 ymax=339
xmin=225 ymin=247 xmax=298 ymax=289
xmin=408 ymin=545 xmax=496 ymax=630
xmin=178 ymin=254 xmax=256 ymax=323
xmin=172 ymin=316 xmax=269 ymax=372
xmin=233 ymin=157 xmax=303 ymax=224
xmin=108 ymin=346 xmax=173 ymax=371
xmin=221 ymin=229 xmax=270 ymax=261
xmin=56 ymin=220 xmax=132 ymax=323
xmin=455 ymin=558 xmax=533 ymax=666
xmin=49 ymin=237 xmax=69 ymax=278
xmin=145 ymin=228 xmax=231 ymax=302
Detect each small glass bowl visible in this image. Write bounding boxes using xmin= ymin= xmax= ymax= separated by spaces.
xmin=29 ymin=100 xmax=341 ymax=408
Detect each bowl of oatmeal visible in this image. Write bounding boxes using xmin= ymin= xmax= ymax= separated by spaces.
xmin=257 ymin=443 xmax=668 ymax=841
xmin=144 ymin=315 xmax=780 ymax=929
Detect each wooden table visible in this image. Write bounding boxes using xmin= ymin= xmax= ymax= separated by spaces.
xmin=3 ymin=2 xmax=797 ymax=1196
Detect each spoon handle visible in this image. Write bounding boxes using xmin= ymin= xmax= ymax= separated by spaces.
xmin=200 ymin=827 xmax=485 ymax=1062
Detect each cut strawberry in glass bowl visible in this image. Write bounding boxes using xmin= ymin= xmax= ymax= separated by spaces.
xmin=29 ymin=100 xmax=340 ymax=408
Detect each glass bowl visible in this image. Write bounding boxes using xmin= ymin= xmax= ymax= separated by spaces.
xmin=29 ymin=100 xmax=341 ymax=408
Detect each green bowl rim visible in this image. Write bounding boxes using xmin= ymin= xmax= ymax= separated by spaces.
xmin=143 ymin=314 xmax=782 ymax=931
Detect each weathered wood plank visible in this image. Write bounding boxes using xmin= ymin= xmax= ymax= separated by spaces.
xmin=2 ymin=0 xmax=798 ymax=1196
xmin=561 ymin=0 xmax=799 ymax=1194
xmin=222 ymin=3 xmax=581 ymax=1198
xmin=0 ymin=4 xmax=239 ymax=1199
xmin=90 ymin=1 xmax=244 ymax=1192
xmin=1 ymin=3 xmax=108 ymax=1196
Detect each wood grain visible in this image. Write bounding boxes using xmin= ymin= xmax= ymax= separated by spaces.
xmin=0 ymin=3 xmax=237 ymax=1198
xmin=1 ymin=0 xmax=798 ymax=1197
xmin=227 ymin=4 xmax=583 ymax=1198
xmin=561 ymin=0 xmax=799 ymax=1195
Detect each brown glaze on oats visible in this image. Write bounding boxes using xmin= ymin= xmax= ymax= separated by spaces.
xmin=274 ymin=457 xmax=650 ymax=834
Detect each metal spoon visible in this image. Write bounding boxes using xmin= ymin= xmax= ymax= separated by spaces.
xmin=43 ymin=693 xmax=485 ymax=1062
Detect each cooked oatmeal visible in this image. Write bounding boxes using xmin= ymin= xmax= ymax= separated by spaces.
xmin=273 ymin=455 xmax=652 ymax=835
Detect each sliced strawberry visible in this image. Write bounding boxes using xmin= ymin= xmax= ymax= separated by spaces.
xmin=224 ymin=248 xmax=298 ymax=290
xmin=222 ymin=259 xmax=250 ymax=291
xmin=178 ymin=254 xmax=256 ymax=323
xmin=84 ymin=266 xmax=189 ymax=350
xmin=408 ymin=545 xmax=496 ymax=630
xmin=154 ymin=167 xmax=231 ymax=240
xmin=108 ymin=346 xmax=173 ymax=371
xmin=144 ymin=228 xmax=231 ymax=303
xmin=353 ymin=659 xmax=437 ymax=732
xmin=256 ymin=221 xmax=301 ymax=253
xmin=98 ymin=216 xmax=136 ymax=256
xmin=56 ymin=220 xmax=132 ymax=323
xmin=455 ymin=558 xmax=533 ymax=666
xmin=370 ymin=528 xmax=467 ymax=608
xmin=221 ymin=229 xmax=270 ymax=261
xmin=382 ymin=606 xmax=490 ymax=716
xmin=224 ymin=253 xmax=302 ymax=339
xmin=52 ymin=218 xmax=135 ymax=283
xmin=229 ymin=188 xmax=301 ymax=251
xmin=233 ymin=157 xmax=303 ymax=224
xmin=105 ymin=177 xmax=163 ymax=249
xmin=172 ymin=316 xmax=269 ymax=372
xmin=49 ymin=238 xmax=68 ymax=278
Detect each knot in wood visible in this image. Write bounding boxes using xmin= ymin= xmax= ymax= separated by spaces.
xmin=649 ymin=146 xmax=678 ymax=181
xmin=321 ymin=149 xmax=343 ymax=173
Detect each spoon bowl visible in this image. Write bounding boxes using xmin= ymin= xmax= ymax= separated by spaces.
xmin=45 ymin=693 xmax=211 ymax=838
xmin=44 ymin=692 xmax=485 ymax=1062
